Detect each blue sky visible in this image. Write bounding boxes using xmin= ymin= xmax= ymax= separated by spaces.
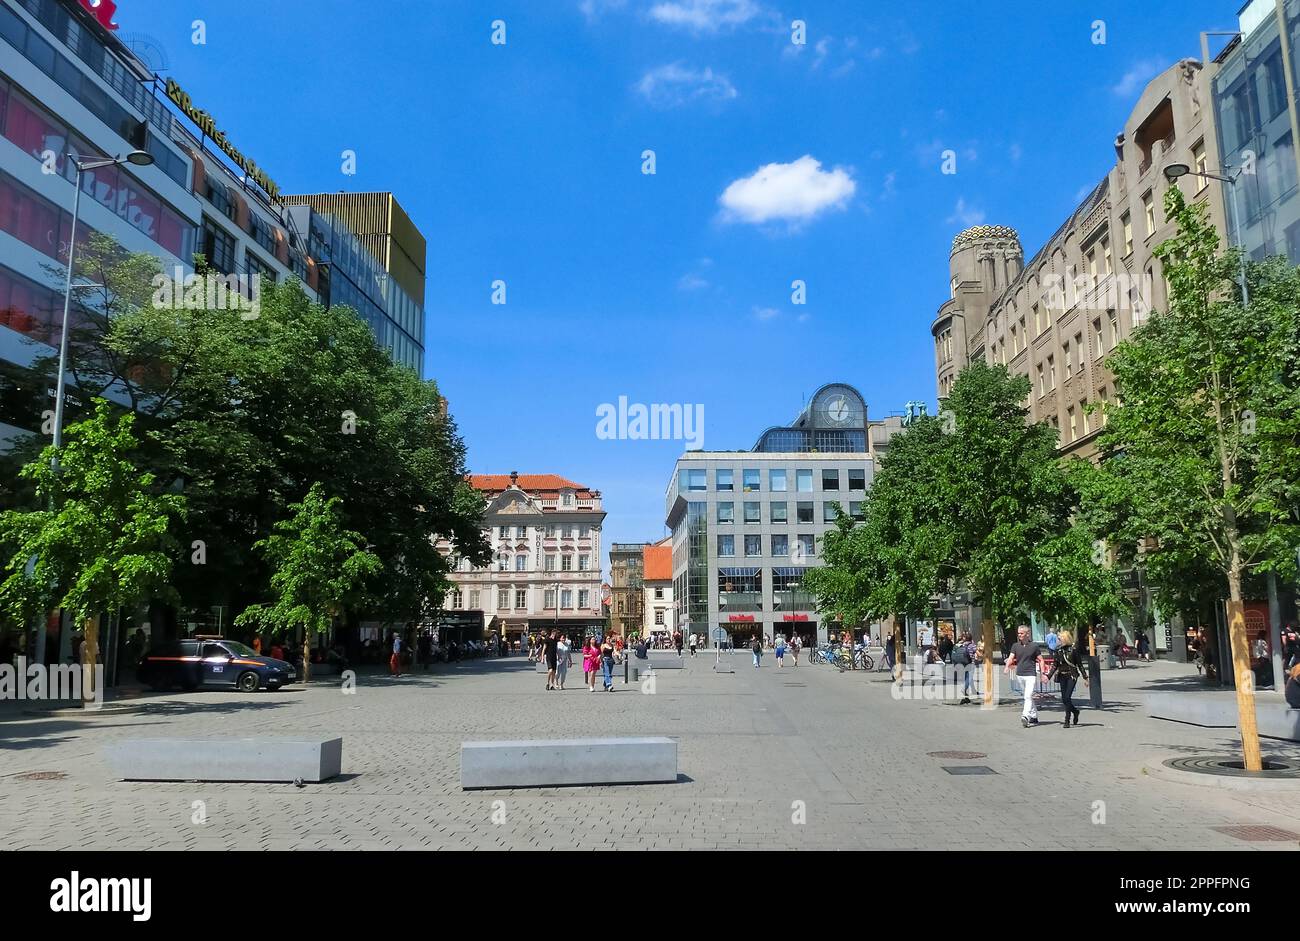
xmin=120 ymin=0 xmax=1231 ymax=567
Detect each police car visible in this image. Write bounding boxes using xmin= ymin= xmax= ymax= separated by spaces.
xmin=137 ymin=637 xmax=297 ymax=692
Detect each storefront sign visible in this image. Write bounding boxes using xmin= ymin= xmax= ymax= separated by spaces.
xmin=781 ymin=614 xmax=809 ymax=622
xmin=78 ymin=0 xmax=119 ymax=31
xmin=164 ymin=79 xmax=281 ymax=201
xmin=727 ymin=615 xmax=755 ymax=623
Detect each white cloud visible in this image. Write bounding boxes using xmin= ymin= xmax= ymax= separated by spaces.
xmin=678 ymin=273 xmax=709 ymax=291
xmin=881 ymin=171 xmax=897 ymax=199
xmin=579 ymin=0 xmax=628 ymax=20
xmin=946 ymin=198 xmax=986 ymax=227
xmin=648 ymin=0 xmax=766 ymax=32
xmin=636 ymin=62 xmax=737 ymax=107
xmin=1009 ymin=142 xmax=1023 ymax=163
xmin=1112 ymin=57 xmax=1166 ymax=97
xmin=718 ymin=155 xmax=856 ymax=226
xmin=753 ymin=306 xmax=780 ymax=321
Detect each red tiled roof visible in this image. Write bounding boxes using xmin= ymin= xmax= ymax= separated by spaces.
xmin=468 ymin=474 xmax=597 ymax=497
xmin=643 ymin=544 xmax=672 ymax=581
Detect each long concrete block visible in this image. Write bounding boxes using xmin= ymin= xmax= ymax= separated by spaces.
xmin=1147 ymin=693 xmax=1300 ymax=742
xmin=461 ymin=737 xmax=677 ymax=789
xmin=105 ymin=737 xmax=343 ymax=782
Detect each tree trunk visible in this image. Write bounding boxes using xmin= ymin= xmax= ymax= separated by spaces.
xmin=83 ymin=613 xmax=99 ymax=704
xmin=981 ymin=617 xmax=996 ymax=706
xmin=1226 ymin=563 xmax=1262 ymax=772
xmin=302 ymin=633 xmax=311 ymax=684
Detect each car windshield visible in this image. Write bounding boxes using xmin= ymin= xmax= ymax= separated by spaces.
xmin=222 ymin=641 xmax=257 ymax=657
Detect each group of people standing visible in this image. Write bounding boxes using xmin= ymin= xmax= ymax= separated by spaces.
xmin=535 ymin=630 xmax=621 ymax=692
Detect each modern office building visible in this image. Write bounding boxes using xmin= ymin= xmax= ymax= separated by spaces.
xmin=663 ymin=383 xmax=901 ymax=648
xmin=932 ymin=58 xmax=1227 ymax=465
xmin=642 ymin=537 xmax=673 ymax=641
xmin=437 ymin=472 xmax=608 ymax=649
xmin=608 ymin=542 xmax=650 ymax=637
xmin=0 ymin=0 xmax=426 ymax=455
xmin=1204 ymin=0 xmax=1300 ymax=265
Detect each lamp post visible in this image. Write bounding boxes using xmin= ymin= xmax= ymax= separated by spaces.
xmin=1161 ymin=163 xmax=1248 ymax=306
xmin=36 ymin=149 xmax=153 ymax=672
xmin=52 ymin=149 xmax=154 ymax=465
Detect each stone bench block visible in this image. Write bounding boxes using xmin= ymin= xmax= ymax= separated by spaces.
xmin=1146 ymin=693 xmax=1300 ymax=742
xmin=461 ymin=737 xmax=677 ymax=789
xmin=105 ymin=737 xmax=343 ymax=782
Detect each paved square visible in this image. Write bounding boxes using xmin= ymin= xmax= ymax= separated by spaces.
xmin=2 ymin=653 xmax=1298 ymax=850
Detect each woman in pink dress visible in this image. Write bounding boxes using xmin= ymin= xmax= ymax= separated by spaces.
xmin=583 ymin=638 xmax=599 ymax=692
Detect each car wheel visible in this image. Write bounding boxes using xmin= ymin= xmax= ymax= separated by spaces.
xmin=236 ymin=671 xmax=260 ymax=692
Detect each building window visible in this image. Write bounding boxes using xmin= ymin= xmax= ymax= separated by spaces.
xmin=744 ymin=534 xmax=761 ymax=557
xmin=1068 ymin=406 xmax=1077 ymax=441
xmin=544 ymin=524 xmax=556 ymax=537
xmin=499 ymin=525 xmax=509 ymax=538
xmin=1093 ymin=319 xmax=1104 ymax=359
xmin=1087 ymin=248 xmax=1097 ymax=281
xmin=654 ymin=586 xmax=664 ymax=600
xmin=1033 ymin=303 xmax=1042 ymax=335
xmin=742 ymin=469 xmax=760 ymax=492
xmin=545 ymin=588 xmax=556 ymax=609
xmin=1099 ymin=387 xmax=1109 ymax=426
xmin=770 ymin=501 xmax=788 ymax=523
xmin=1081 ymin=399 xmax=1091 ymax=435
xmin=743 ymin=501 xmax=761 ymax=523
xmin=1102 ymin=238 xmax=1112 ymax=274
xmin=797 ymin=501 xmax=814 ymax=524
xmin=469 ymin=590 xmax=479 ymax=609
xmin=498 ymin=589 xmax=509 ymax=610
xmin=578 ymin=524 xmax=589 ymax=538
xmin=821 ymin=469 xmax=839 ymax=491
xmin=1064 ymin=342 xmax=1072 ymax=378
xmin=578 ymin=589 xmax=589 ymax=609
xmin=717 ymin=502 xmax=734 ymax=524
xmin=544 ymin=554 xmax=556 ymax=572
xmin=769 ymin=468 xmax=787 ymax=492
xmin=561 ymin=555 xmax=573 ymax=571
xmin=515 ymin=554 xmax=528 ymax=571
xmin=1108 ymin=309 xmax=1119 ymax=348
xmin=1193 ymin=140 xmax=1208 ymax=192
xmin=561 ymin=525 xmax=573 ymax=538
xmin=561 ymin=589 xmax=573 ymax=608
xmin=717 ymin=534 xmax=735 ymax=557
xmin=201 ymin=218 xmax=236 ymax=275
xmin=771 ymin=533 xmax=789 ymax=557
xmin=515 ymin=525 xmax=527 ymax=539
xmin=1047 ymin=355 xmax=1056 ymax=390
xmin=823 ymin=502 xmax=840 ymax=522
xmin=849 ymin=501 xmax=865 ymax=520
xmin=796 ymin=470 xmax=814 ymax=492
xmin=716 ymin=468 xmax=734 ymax=491
xmin=848 ymin=469 xmax=866 ymax=490
xmin=654 ymin=610 xmax=664 ymax=625
xmin=1036 ymin=363 xmax=1046 ymax=398
xmin=496 ymin=552 xmax=508 ymax=572
xmin=562 ymin=492 xmax=574 ymax=506
xmin=450 ymin=590 xmax=463 ymax=609
xmin=797 ymin=534 xmax=816 ymax=558
xmin=682 ymin=469 xmax=706 ymax=492
xmin=1143 ymin=191 xmax=1155 ymax=236
xmin=579 ymin=555 xmax=590 ymax=571
xmin=1122 ymin=212 xmax=1133 ymax=255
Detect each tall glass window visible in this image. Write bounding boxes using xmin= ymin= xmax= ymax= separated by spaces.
xmin=769 ymin=468 xmax=787 ymax=491
xmin=744 ymin=501 xmax=761 ymax=523
xmin=796 ymin=469 xmax=814 ymax=492
xmin=716 ymin=502 xmax=734 ymax=523
xmin=742 ymin=469 xmax=760 ymax=492
xmin=716 ymin=468 xmax=733 ymax=491
xmin=717 ymin=534 xmax=735 ymax=557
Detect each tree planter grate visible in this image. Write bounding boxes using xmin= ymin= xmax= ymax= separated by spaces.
xmin=1164 ymin=755 xmax=1300 ymax=779
xmin=942 ymin=766 xmax=996 ymax=775
xmin=1211 ymin=825 xmax=1300 ymax=842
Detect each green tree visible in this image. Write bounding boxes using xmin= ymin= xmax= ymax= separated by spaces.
xmin=0 ymin=403 xmax=185 ymax=692
xmin=1093 ymin=186 xmax=1300 ymax=771
xmin=234 ymin=483 xmax=381 ymax=681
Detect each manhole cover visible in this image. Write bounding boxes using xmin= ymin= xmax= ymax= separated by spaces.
xmin=928 ymin=751 xmax=987 ymax=760
xmin=1212 ymin=825 xmax=1300 ymax=842
xmin=942 ymin=766 xmax=996 ymax=775
xmin=1164 ymin=756 xmax=1300 ymax=779
xmin=13 ymin=771 xmax=67 ymax=781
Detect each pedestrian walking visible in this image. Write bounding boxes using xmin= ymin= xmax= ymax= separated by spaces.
xmin=555 ymin=634 xmax=571 ymax=690
xmin=1045 ymin=627 xmax=1059 ymax=653
xmin=600 ymin=634 xmax=617 ymax=691
xmin=953 ymin=631 xmax=976 ymax=704
xmin=689 ymin=633 xmax=697 ymax=657
xmin=390 ymin=631 xmax=402 ymax=677
xmin=1006 ymin=624 xmax=1042 ymax=727
xmin=1116 ymin=630 xmax=1129 ymax=669
xmin=751 ymin=633 xmax=762 ymax=669
xmin=544 ymin=630 xmax=560 ymax=690
xmin=1283 ymin=624 xmax=1300 ymax=672
xmin=673 ymin=629 xmax=683 ymax=658
xmin=1135 ymin=629 xmax=1150 ymax=662
xmin=789 ymin=633 xmax=801 ymax=668
xmin=775 ymin=634 xmax=787 ymax=668
xmin=583 ymin=637 xmax=599 ymax=691
xmin=1046 ymin=630 xmax=1088 ymax=728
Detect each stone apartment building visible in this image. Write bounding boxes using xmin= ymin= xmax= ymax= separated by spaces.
xmin=609 ymin=542 xmax=649 ymax=637
xmin=932 ymin=58 xmax=1228 ymax=461
xmin=436 ymin=472 xmax=607 ymax=648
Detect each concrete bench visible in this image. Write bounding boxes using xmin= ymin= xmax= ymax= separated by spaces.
xmin=461 ymin=737 xmax=677 ymax=789
xmin=105 ymin=737 xmax=343 ymax=782
xmin=1146 ymin=693 xmax=1300 ymax=742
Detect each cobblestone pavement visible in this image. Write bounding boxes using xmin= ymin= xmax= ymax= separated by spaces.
xmin=2 ymin=652 xmax=1298 ymax=850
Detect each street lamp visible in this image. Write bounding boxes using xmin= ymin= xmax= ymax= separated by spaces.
xmin=52 ymin=149 xmax=155 ymax=467
xmin=1162 ymin=162 xmax=1248 ymax=307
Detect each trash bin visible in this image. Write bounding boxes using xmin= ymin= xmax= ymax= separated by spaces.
xmin=1096 ymin=644 xmax=1113 ymax=670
